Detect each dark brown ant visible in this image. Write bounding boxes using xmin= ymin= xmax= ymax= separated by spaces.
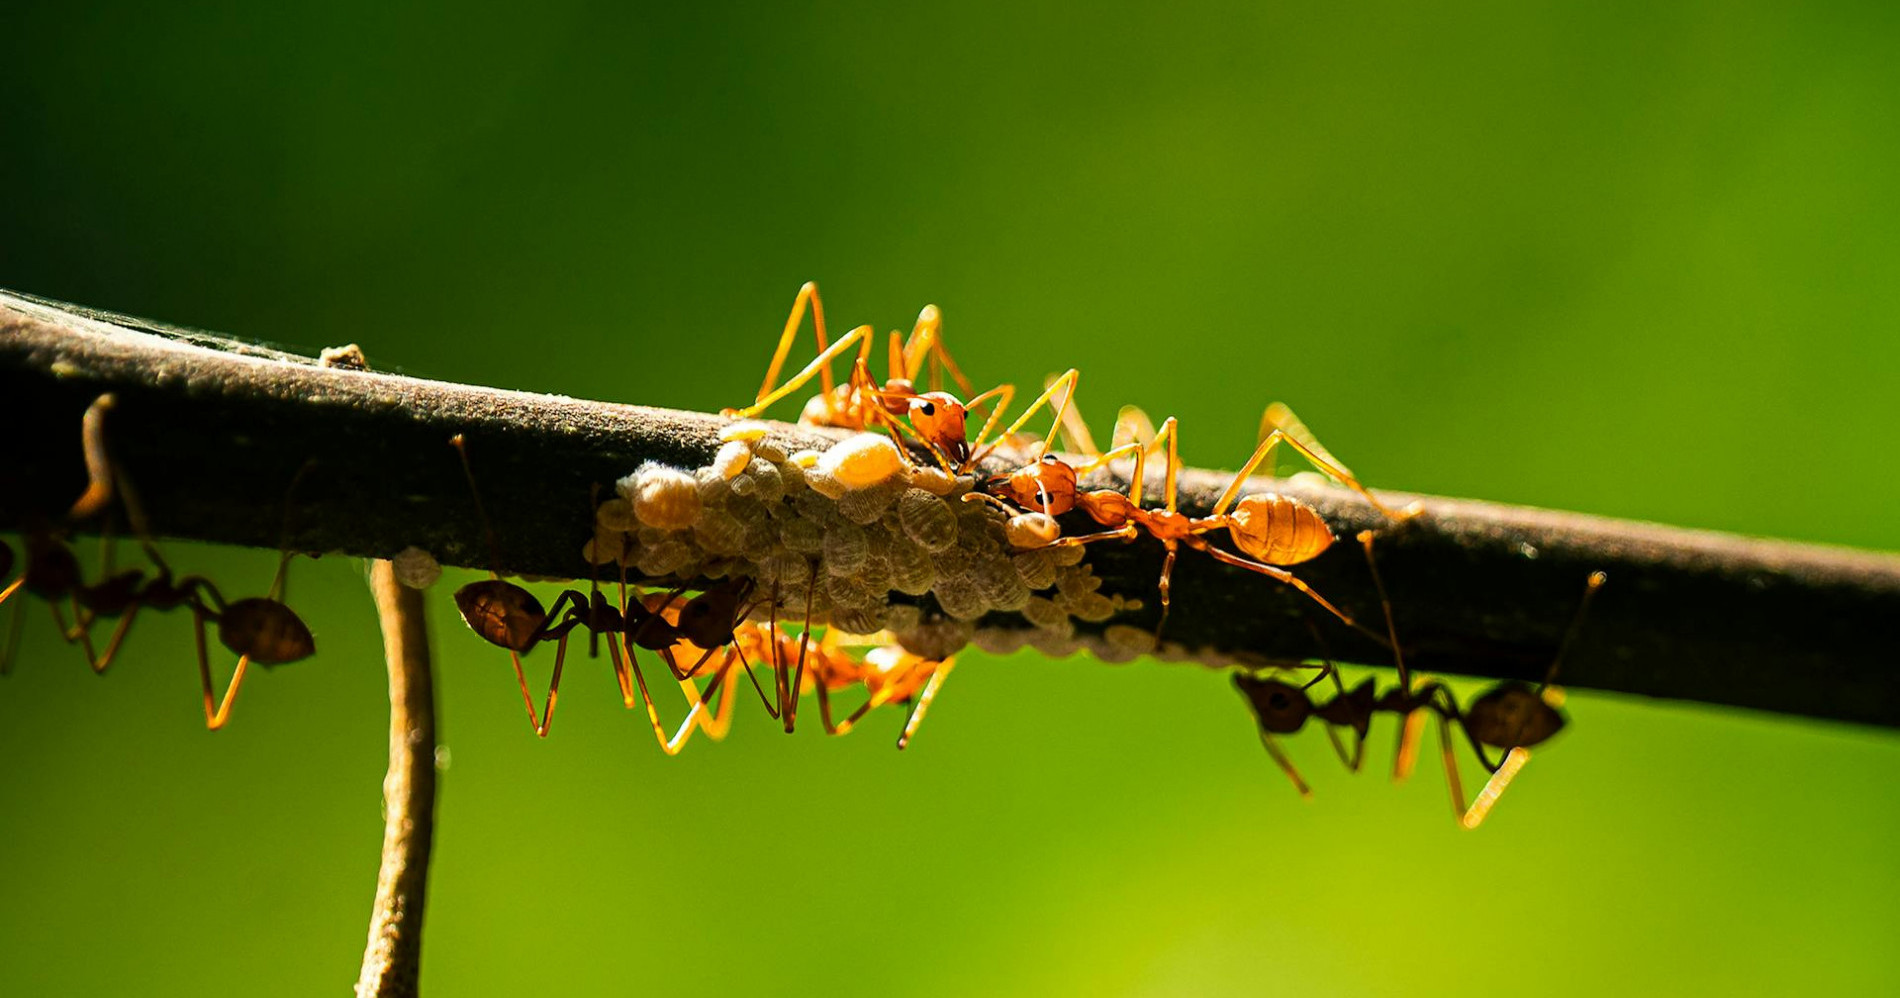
xmin=1233 ymin=530 xmax=1605 ymax=828
xmin=448 ymin=435 xmax=780 ymax=749
xmin=2 ymin=395 xmax=316 ymax=729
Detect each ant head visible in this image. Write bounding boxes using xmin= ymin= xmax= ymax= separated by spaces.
xmin=1225 ymin=493 xmax=1336 ymax=566
xmin=1464 ymin=682 xmax=1565 ymax=749
xmin=454 ymin=579 xmax=547 ymax=653
xmin=907 ymin=392 xmax=970 ymax=465
xmin=216 ymin=598 xmax=317 ymax=666
xmin=998 ymin=458 xmax=1078 ymax=515
xmin=1233 ymin=673 xmax=1313 ymax=734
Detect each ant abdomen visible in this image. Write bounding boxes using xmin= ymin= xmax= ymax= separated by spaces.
xmin=1225 ymin=493 xmax=1335 ymax=566
xmin=1463 ymin=683 xmax=1565 ymax=749
xmin=216 ymin=598 xmax=316 ymax=666
xmin=454 ymin=579 xmax=546 ymax=653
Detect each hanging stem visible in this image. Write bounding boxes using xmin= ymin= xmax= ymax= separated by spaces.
xmin=355 ymin=560 xmax=439 ymax=997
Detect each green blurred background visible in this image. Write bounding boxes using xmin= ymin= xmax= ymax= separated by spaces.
xmin=4 ymin=2 xmax=1899 ymax=994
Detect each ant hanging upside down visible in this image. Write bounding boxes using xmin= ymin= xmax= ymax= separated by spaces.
xmin=2 ymin=394 xmax=317 ymax=729
xmin=1233 ymin=530 xmax=1606 ymax=828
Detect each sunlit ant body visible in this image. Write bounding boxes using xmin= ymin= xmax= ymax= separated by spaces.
xmin=976 ymin=400 xmax=1415 ymax=639
xmin=1233 ymin=530 xmax=1606 ymax=828
xmin=720 ymin=281 xmax=1084 ymax=474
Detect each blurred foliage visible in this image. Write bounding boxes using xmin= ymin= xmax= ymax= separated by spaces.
xmin=3 ymin=2 xmax=1898 ymax=995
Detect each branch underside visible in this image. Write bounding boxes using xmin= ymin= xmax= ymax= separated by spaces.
xmin=4 ymin=290 xmax=1897 ymax=727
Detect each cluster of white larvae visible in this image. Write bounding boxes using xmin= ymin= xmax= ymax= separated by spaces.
xmin=578 ymin=424 xmax=1151 ymax=661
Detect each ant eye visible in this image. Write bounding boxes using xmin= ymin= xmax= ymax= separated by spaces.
xmin=1041 ymin=455 xmax=1059 ymax=465
xmin=917 ymin=401 xmax=936 ymax=417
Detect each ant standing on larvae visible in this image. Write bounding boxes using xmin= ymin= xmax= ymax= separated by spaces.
xmin=720 ymin=280 xmax=1084 ymax=476
xmin=972 ymin=396 xmax=1421 ymax=643
xmin=448 ymin=434 xmax=791 ymax=752
xmin=1 ymin=394 xmax=316 ymax=729
xmin=1232 ymin=530 xmax=1606 ymax=828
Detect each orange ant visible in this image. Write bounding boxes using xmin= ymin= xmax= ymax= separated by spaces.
xmin=449 ymin=435 xmax=780 ymax=750
xmin=1234 ymin=531 xmax=1605 ymax=827
xmin=720 ymin=281 xmax=1084 ymax=474
xmin=3 ymin=395 xmax=316 ymax=729
xmin=976 ymin=400 xmax=1412 ymax=640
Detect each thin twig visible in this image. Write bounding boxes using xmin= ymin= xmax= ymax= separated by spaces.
xmin=355 ymin=561 xmax=438 ymax=998
xmin=4 ymin=289 xmax=1899 ymax=727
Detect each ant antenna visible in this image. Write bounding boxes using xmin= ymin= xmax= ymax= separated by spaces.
xmin=1356 ymin=530 xmax=1411 ymax=691
xmin=451 ymin=434 xmax=510 ymax=578
xmin=1543 ymin=571 xmax=1608 ymax=689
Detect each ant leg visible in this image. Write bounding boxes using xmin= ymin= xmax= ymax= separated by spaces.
xmin=895 ymin=658 xmax=955 ymax=749
xmin=726 ymin=323 xmax=873 ymax=421
xmin=620 ymin=641 xmax=711 ymax=756
xmin=721 ymin=639 xmax=782 ymax=722
xmin=1050 ymin=382 xmax=1101 ymax=457
xmin=1355 ymin=530 xmax=1414 ymax=694
xmin=193 ymin=606 xmax=250 ymax=731
xmin=962 ymin=383 xmax=1017 ymax=462
xmin=501 ymin=627 xmax=571 ymax=738
xmin=1460 ymin=747 xmax=1531 ymax=829
xmin=814 ymin=677 xmax=877 ymax=736
xmin=754 ymin=281 xmax=830 ymax=404
xmin=1212 ymin=428 xmax=1419 ymax=522
xmin=0 ymin=594 xmax=26 ymax=675
xmin=1257 ymin=729 xmax=1313 ymax=799
xmin=900 ymin=305 xmax=976 ymax=397
xmin=1152 ymin=545 xmax=1177 ymax=642
xmin=685 ymin=654 xmax=742 ymax=741
xmin=1258 ymin=402 xmax=1354 ymax=478
xmin=782 ymin=574 xmax=818 ymax=731
xmin=81 ymin=600 xmax=145 ymax=675
xmin=1073 ymin=442 xmax=1152 ymax=504
xmin=1436 ymin=709 xmax=1472 ymax=822
xmin=969 ymin=369 xmax=1080 ymax=465
xmin=1198 ymin=542 xmax=1357 ymax=629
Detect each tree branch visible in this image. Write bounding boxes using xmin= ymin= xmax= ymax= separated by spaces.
xmin=355 ymin=560 xmax=438 ymax=998
xmin=4 ymin=288 xmax=1897 ymax=727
